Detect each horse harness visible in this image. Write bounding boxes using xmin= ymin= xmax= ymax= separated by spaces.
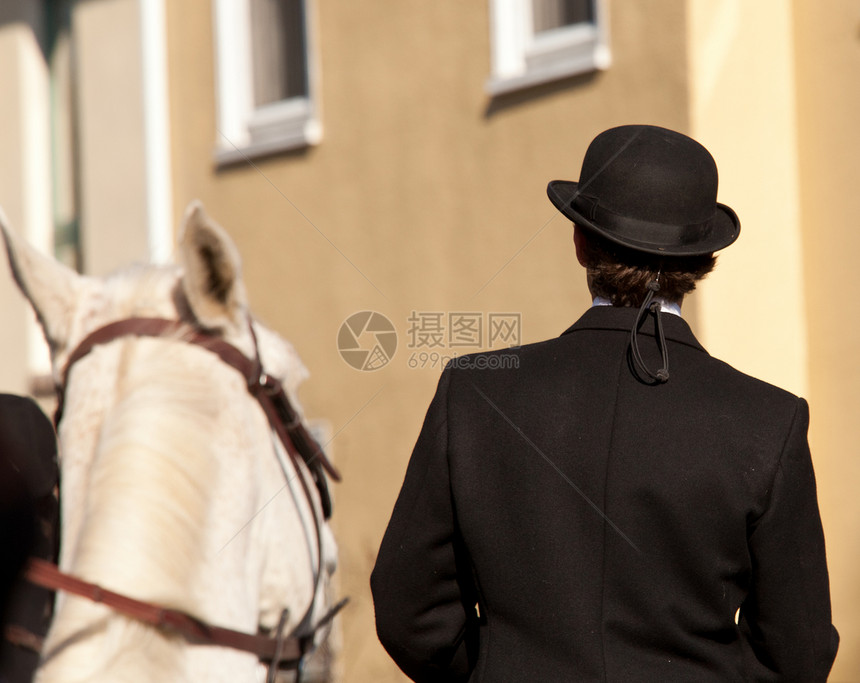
xmin=16 ymin=316 xmax=347 ymax=681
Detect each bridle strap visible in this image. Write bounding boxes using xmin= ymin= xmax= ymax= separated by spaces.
xmin=54 ymin=317 xmax=340 ymax=490
xmin=22 ymin=557 xmax=311 ymax=666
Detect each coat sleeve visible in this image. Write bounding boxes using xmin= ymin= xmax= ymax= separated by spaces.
xmin=370 ymin=368 xmax=479 ymax=683
xmin=739 ymin=398 xmax=839 ymax=681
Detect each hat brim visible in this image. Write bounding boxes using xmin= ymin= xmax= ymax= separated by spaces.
xmin=547 ymin=180 xmax=740 ymax=257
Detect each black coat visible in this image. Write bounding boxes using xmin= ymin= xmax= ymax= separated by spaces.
xmin=0 ymin=394 xmax=59 ymax=682
xmin=371 ymin=306 xmax=838 ymax=682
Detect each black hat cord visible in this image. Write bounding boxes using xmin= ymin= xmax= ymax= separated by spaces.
xmin=630 ymin=274 xmax=670 ymax=383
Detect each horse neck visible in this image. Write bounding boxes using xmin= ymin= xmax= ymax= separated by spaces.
xmin=43 ymin=336 xmax=282 ymax=680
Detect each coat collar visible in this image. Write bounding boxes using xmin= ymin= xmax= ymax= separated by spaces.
xmin=560 ymin=305 xmax=708 ymax=355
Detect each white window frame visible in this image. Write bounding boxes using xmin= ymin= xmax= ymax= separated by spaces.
xmin=486 ymin=0 xmax=611 ymax=96
xmin=212 ymin=0 xmax=322 ymax=164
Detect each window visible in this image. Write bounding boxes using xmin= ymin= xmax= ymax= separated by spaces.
xmin=213 ymin=0 xmax=321 ymax=163
xmin=47 ymin=0 xmax=82 ymax=272
xmin=486 ymin=0 xmax=610 ymax=96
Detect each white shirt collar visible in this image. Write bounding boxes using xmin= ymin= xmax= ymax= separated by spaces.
xmin=591 ymin=295 xmax=682 ymax=317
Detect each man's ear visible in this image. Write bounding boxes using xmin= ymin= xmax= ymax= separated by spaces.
xmin=573 ymin=224 xmax=588 ymax=267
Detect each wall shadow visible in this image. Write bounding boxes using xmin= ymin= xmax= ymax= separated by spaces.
xmin=483 ymin=70 xmax=601 ymax=119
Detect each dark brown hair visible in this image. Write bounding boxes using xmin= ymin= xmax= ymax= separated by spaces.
xmin=577 ymin=228 xmax=717 ymax=307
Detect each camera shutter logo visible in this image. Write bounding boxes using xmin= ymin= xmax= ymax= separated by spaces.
xmin=337 ymin=311 xmax=397 ymax=371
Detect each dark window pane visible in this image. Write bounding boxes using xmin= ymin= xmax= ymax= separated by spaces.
xmin=250 ymin=0 xmax=308 ymax=106
xmin=532 ymin=0 xmax=593 ymax=34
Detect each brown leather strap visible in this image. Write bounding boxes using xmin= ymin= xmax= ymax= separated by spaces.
xmin=55 ymin=318 xmax=182 ymax=428
xmin=23 ymin=558 xmax=304 ymax=665
xmin=187 ymin=324 xmax=341 ymax=482
xmin=56 ymin=318 xmax=340 ymax=485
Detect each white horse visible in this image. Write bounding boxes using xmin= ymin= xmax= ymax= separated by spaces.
xmin=0 ymin=202 xmax=338 ymax=682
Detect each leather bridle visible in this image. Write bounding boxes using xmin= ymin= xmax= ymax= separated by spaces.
xmin=17 ymin=316 xmax=346 ymax=681
xmin=54 ymin=317 xmax=341 ymax=512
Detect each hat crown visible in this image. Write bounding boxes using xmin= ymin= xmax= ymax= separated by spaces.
xmin=579 ymin=125 xmax=719 ymax=226
xmin=546 ymin=124 xmax=740 ymax=256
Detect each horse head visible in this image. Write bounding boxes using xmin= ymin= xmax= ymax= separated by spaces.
xmin=1 ymin=202 xmax=338 ymax=682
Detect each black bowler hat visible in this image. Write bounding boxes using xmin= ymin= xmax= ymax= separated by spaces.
xmin=547 ymin=125 xmax=740 ymax=256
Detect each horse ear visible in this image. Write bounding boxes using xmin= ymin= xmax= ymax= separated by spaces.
xmin=0 ymin=206 xmax=87 ymax=353
xmin=178 ymin=201 xmax=248 ymax=332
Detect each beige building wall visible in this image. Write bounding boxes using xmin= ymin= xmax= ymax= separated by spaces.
xmin=686 ymin=0 xmax=807 ymax=396
xmin=793 ymin=1 xmax=860 ymax=679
